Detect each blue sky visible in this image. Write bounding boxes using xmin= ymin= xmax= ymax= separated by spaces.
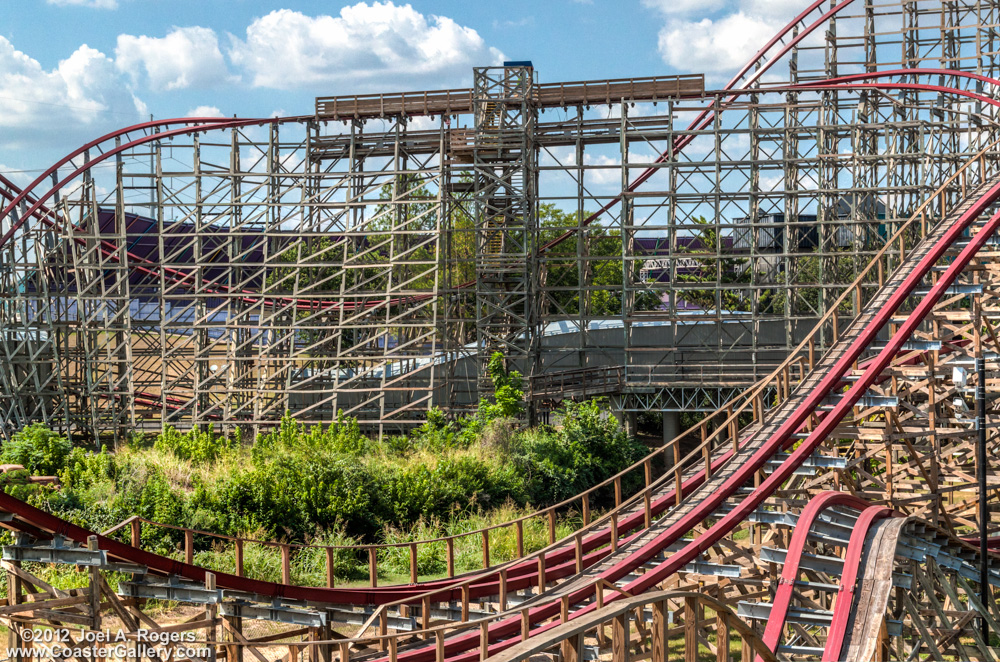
xmin=0 ymin=0 xmax=798 ymax=178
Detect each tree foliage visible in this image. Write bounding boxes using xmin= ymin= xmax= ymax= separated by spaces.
xmin=538 ymin=204 xmax=661 ymax=316
xmin=0 ymin=423 xmax=72 ymax=476
xmin=4 ymin=390 xmax=642 ymax=547
xmin=675 ymin=216 xmax=755 ymax=312
xmin=478 ymin=352 xmax=525 ymax=420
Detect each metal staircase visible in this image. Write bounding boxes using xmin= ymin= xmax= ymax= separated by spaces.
xmin=472 ymin=65 xmax=540 ymax=408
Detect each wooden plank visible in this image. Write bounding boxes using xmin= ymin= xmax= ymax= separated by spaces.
xmin=31 ymin=610 xmax=94 ymax=627
xmin=840 ymin=517 xmax=904 ymax=661
xmin=0 ymin=595 xmax=87 ymax=616
xmin=612 ymin=613 xmax=629 ymax=662
xmin=221 ymin=617 xmax=270 ymax=662
xmin=684 ymin=597 xmax=697 ymax=662
xmin=716 ymin=613 xmax=730 ymax=662
xmin=651 ymin=601 xmax=667 ymax=662
xmin=315 ymin=75 xmax=704 ymax=119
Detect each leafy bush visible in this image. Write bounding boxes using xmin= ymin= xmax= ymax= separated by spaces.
xmin=477 ymin=352 xmax=525 ymax=421
xmin=60 ymin=446 xmax=115 ymax=490
xmin=1 ymin=380 xmax=644 ymax=566
xmin=154 ymin=424 xmax=235 ymax=463
xmin=0 ymin=423 xmax=72 ymax=475
xmin=252 ymin=411 xmax=369 ymax=462
xmin=515 ymin=400 xmax=647 ymax=504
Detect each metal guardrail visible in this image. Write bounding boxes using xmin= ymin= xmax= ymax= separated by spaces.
xmin=530 ymin=362 xmax=793 ymax=399
xmin=530 ymin=366 xmax=624 ymax=398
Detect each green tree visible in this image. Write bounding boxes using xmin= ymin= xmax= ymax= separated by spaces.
xmin=676 ymin=216 xmax=755 ymax=312
xmin=767 ymin=252 xmax=861 ymax=317
xmin=478 ymin=351 xmax=525 ymax=420
xmin=538 ymin=204 xmax=661 ymax=317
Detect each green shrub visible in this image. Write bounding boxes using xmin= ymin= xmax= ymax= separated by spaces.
xmin=474 ymin=352 xmax=526 ymax=422
xmin=0 ymin=423 xmax=72 ymax=475
xmin=515 ymin=399 xmax=646 ymax=504
xmin=154 ymin=424 xmax=235 ymax=463
xmin=252 ymin=411 xmax=369 ymax=463
xmin=2 ymin=392 xmax=645 ymax=563
xmin=60 ymin=446 xmax=115 ymax=490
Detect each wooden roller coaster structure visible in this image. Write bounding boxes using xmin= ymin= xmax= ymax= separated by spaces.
xmin=4 ymin=1 xmax=1000 ymax=660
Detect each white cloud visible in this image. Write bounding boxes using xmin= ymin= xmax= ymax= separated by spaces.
xmin=494 ymin=17 xmax=534 ymax=29
xmin=657 ymin=12 xmax=778 ymax=79
xmin=586 ymin=154 xmax=622 ymax=187
xmin=186 ymin=105 xmax=226 ymax=118
xmin=47 ymin=0 xmax=117 ymax=8
xmin=0 ymin=164 xmax=33 ymax=187
xmin=742 ymin=0 xmax=812 ymax=20
xmin=759 ymin=172 xmax=784 ymax=192
xmin=539 ymin=146 xmax=576 ymax=168
xmin=642 ymin=0 xmax=726 ymax=14
xmin=0 ymin=36 xmax=142 ymax=143
xmin=404 ymin=115 xmax=444 ymax=130
xmin=116 ymin=27 xmax=233 ymax=91
xmin=132 ymin=94 xmax=149 ymax=117
xmin=228 ymin=4 xmax=504 ymax=90
xmin=647 ymin=0 xmax=833 ymax=84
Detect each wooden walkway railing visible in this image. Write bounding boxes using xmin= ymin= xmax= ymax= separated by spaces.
xmin=316 ymin=75 xmax=704 ymax=120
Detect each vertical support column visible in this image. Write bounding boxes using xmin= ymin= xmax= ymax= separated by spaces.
xmin=619 ymin=100 xmax=634 ymax=399
xmin=662 ymin=411 xmax=680 ymax=452
xmin=684 ymin=597 xmax=697 ymax=662
xmin=817 ymin=16 xmax=840 ymax=350
xmin=440 ymin=114 xmax=474 ymax=416
xmin=746 ymin=91 xmax=762 ymax=379
xmin=223 ymin=126 xmax=240 ymax=427
xmin=977 ymin=352 xmax=990 ymax=642
xmin=624 ymin=411 xmax=637 ymax=438
xmin=193 ymin=134 xmax=209 ymax=432
xmin=575 ymin=104 xmax=589 ymax=372
xmin=223 ymin=608 xmax=243 ymax=662
xmin=612 ymin=613 xmax=629 ymax=662
xmin=7 ymin=557 xmax=23 ymax=662
xmin=88 ymin=535 xmax=102 ymax=631
xmin=472 ymin=64 xmax=539 ymax=422
xmin=309 ymin=620 xmax=332 ymax=662
xmin=330 ymin=120 xmax=365 ymax=424
xmin=204 ymin=573 xmax=217 ymax=662
xmin=425 ymin=116 xmax=446 ymax=420
xmin=252 ymin=124 xmax=281 ymax=431
xmin=928 ymin=351 xmax=941 ymax=525
xmin=73 ymin=149 xmax=102 ymax=440
xmin=113 ymin=138 xmax=134 ymax=448
xmin=286 ymin=119 xmax=317 ymax=420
